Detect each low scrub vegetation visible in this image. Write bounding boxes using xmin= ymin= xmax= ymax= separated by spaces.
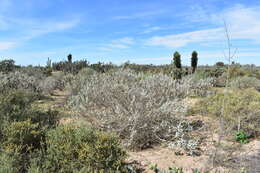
xmin=191 ymin=88 xmax=260 ymax=137
xmin=0 ymin=90 xmax=130 ymax=173
xmin=0 ymin=58 xmax=259 ymax=172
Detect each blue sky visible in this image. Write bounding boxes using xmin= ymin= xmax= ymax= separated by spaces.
xmin=0 ymin=0 xmax=260 ymax=66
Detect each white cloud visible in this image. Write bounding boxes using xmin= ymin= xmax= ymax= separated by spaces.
xmin=0 ymin=18 xmax=80 ymax=50
xmin=0 ymin=42 xmax=16 ymax=50
xmin=146 ymin=28 xmax=223 ymax=48
xmin=113 ymin=10 xmax=165 ymax=20
xmin=142 ymin=26 xmax=162 ymax=34
xmin=23 ymin=19 xmax=80 ymax=40
xmin=146 ymin=5 xmax=260 ymax=48
xmin=100 ymin=37 xmax=134 ymax=51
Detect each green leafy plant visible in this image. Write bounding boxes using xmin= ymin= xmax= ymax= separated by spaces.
xmin=2 ymin=120 xmax=45 ymax=154
xmin=235 ymin=130 xmax=249 ymax=144
xmin=149 ymin=164 xmax=183 ymax=173
xmin=0 ymin=90 xmax=58 ymax=127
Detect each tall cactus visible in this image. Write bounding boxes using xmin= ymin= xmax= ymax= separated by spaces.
xmin=191 ymin=51 xmax=198 ymax=73
xmin=173 ymin=51 xmax=182 ymax=69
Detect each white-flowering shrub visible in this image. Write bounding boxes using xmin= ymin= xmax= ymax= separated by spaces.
xmin=67 ymin=69 xmax=212 ymax=149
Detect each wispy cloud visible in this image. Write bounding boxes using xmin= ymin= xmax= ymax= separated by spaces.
xmin=146 ymin=5 xmax=260 ymax=48
xmin=0 ymin=18 xmax=80 ymax=50
xmin=0 ymin=42 xmax=16 ymax=50
xmin=0 ymin=0 xmax=80 ymax=51
xmin=142 ymin=26 xmax=163 ymax=34
xmin=100 ymin=37 xmax=134 ymax=51
xmin=23 ymin=19 xmax=80 ymax=40
xmin=113 ymin=10 xmax=165 ymax=20
xmin=146 ymin=28 xmax=223 ymax=48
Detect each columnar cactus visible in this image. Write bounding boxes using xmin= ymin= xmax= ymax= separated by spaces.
xmin=191 ymin=51 xmax=198 ymax=73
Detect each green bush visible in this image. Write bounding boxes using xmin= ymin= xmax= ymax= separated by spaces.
xmin=0 ymin=152 xmax=20 ymax=173
xmin=0 ymin=90 xmax=38 ymax=122
xmin=235 ymin=130 xmax=249 ymax=144
xmin=0 ymin=90 xmax=58 ymax=127
xmin=0 ymin=59 xmax=16 ymax=73
xmin=37 ymin=124 xmax=126 ymax=172
xmin=192 ymin=89 xmax=260 ymax=137
xmin=2 ymin=120 xmax=44 ymax=154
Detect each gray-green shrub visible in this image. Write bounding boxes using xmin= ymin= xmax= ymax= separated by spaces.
xmin=230 ymin=76 xmax=260 ymax=90
xmin=67 ymin=69 xmax=213 ymax=149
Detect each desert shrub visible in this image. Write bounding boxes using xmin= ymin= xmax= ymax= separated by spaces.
xmin=202 ymin=67 xmax=226 ymax=78
xmin=0 ymin=90 xmax=38 ymax=121
xmin=18 ymin=66 xmax=49 ymax=79
xmin=0 ymin=59 xmax=17 ymax=73
xmin=1 ymin=120 xmax=44 ymax=154
xmin=34 ymin=124 xmax=126 ymax=173
xmin=230 ymin=76 xmax=260 ymax=91
xmin=192 ymin=89 xmax=260 ymax=137
xmin=0 ymin=152 xmax=20 ymax=173
xmin=52 ymin=60 xmax=89 ymax=74
xmin=182 ymin=76 xmax=215 ymax=97
xmin=66 ymin=68 xmax=96 ymax=95
xmin=67 ymin=69 xmax=213 ymax=149
xmin=0 ymin=71 xmax=42 ymax=94
xmin=38 ymin=71 xmax=76 ymax=94
xmin=0 ymin=120 xmax=45 ymax=173
xmin=0 ymin=90 xmax=58 ymax=127
xmin=228 ymin=65 xmax=247 ymax=78
xmin=38 ymin=76 xmax=57 ymax=95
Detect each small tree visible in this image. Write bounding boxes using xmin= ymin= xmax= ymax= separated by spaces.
xmin=173 ymin=51 xmax=182 ymax=69
xmin=67 ymin=54 xmax=72 ymax=63
xmin=0 ymin=59 xmax=15 ymax=73
xmin=215 ymin=61 xmax=225 ymax=67
xmin=191 ymin=51 xmax=198 ymax=73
